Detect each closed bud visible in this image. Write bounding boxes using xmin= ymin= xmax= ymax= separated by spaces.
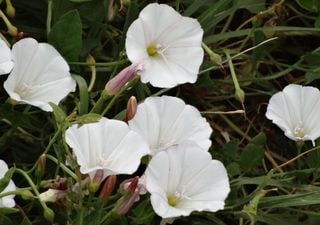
xmin=6 ymin=0 xmax=15 ymax=19
xmin=105 ymin=63 xmax=143 ymax=96
xmin=125 ymin=96 xmax=137 ymax=122
xmin=99 ymin=175 xmax=117 ymax=202
xmin=116 ymin=176 xmax=147 ymax=215
xmin=43 ymin=207 xmax=55 ymax=222
xmin=35 ymin=154 xmax=46 ymax=178
xmin=0 ymin=9 xmax=17 ymax=37
xmin=88 ymin=169 xmax=104 ymax=193
xmin=20 ymin=190 xmax=34 ymax=200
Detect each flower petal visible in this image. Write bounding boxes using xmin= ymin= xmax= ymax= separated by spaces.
xmin=65 ymin=118 xmax=150 ymax=180
xmin=3 ymin=38 xmax=76 ymax=111
xmin=144 ymin=143 xmax=230 ymax=218
xmin=0 ymin=160 xmax=16 ymax=208
xmin=128 ymin=96 xmax=212 ymax=154
xmin=0 ymin=39 xmax=14 ymax=75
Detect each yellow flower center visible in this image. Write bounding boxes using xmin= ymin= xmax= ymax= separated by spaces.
xmin=146 ymin=43 xmax=158 ymax=57
xmin=294 ymin=124 xmax=305 ymax=138
xmin=167 ymin=195 xmax=177 ymax=207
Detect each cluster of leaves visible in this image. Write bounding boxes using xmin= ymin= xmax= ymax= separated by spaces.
xmin=1 ymin=0 xmax=320 ymax=224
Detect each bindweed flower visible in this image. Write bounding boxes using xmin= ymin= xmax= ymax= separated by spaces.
xmin=3 ymin=38 xmax=76 ymax=111
xmin=144 ymin=143 xmax=230 ymax=219
xmin=0 ymin=39 xmax=14 ymax=75
xmin=128 ymin=96 xmax=212 ymax=155
xmin=266 ymin=84 xmax=320 ymax=146
xmin=0 ymin=160 xmax=16 ymax=208
xmin=65 ymin=117 xmax=150 ymax=182
xmin=125 ymin=3 xmax=204 ymax=88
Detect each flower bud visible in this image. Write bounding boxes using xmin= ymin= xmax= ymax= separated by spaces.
xmin=124 ymin=96 xmax=137 ymax=122
xmin=35 ymin=154 xmax=46 ymax=178
xmin=20 ymin=190 xmax=34 ymax=200
xmin=105 ymin=63 xmax=143 ymax=96
xmin=43 ymin=207 xmax=55 ymax=222
xmin=88 ymin=169 xmax=104 ymax=193
xmin=39 ymin=189 xmax=66 ymax=203
xmin=0 ymin=9 xmax=18 ymax=37
xmin=116 ymin=176 xmax=147 ymax=215
xmin=99 ymin=175 xmax=117 ymax=202
xmin=6 ymin=0 xmax=15 ymax=19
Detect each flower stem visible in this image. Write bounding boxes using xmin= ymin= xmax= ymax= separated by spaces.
xmin=46 ymin=0 xmax=52 ymax=35
xmin=27 ymin=129 xmax=62 ymax=174
xmin=101 ymin=77 xmax=139 ymax=116
xmin=90 ymin=90 xmax=111 ymax=114
xmin=45 ymin=154 xmax=80 ymax=182
xmin=14 ymin=169 xmax=50 ymax=215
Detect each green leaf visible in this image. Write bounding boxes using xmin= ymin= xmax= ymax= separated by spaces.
xmin=259 ymin=191 xmax=320 ymax=208
xmin=48 ymin=9 xmax=82 ymax=62
xmin=0 ymin=168 xmax=15 ymax=193
xmin=235 ymin=0 xmax=266 ymax=13
xmin=240 ymin=143 xmax=264 ymax=171
xmin=0 ymin=207 xmax=19 ymax=215
xmin=251 ymin=132 xmax=267 ymax=145
xmin=305 ymin=70 xmax=320 ymax=84
xmin=296 ymin=0 xmax=320 ymax=12
xmin=72 ymin=74 xmax=89 ymax=115
xmin=130 ymin=199 xmax=154 ymax=225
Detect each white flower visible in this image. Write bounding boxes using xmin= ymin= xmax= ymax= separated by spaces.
xmin=65 ymin=117 xmax=150 ymax=181
xmin=128 ymin=96 xmax=212 ymax=155
xmin=266 ymin=84 xmax=320 ymax=146
xmin=0 ymin=160 xmax=16 ymax=208
xmin=0 ymin=39 xmax=14 ymax=75
xmin=125 ymin=3 xmax=204 ymax=88
xmin=3 ymin=38 xmax=76 ymax=112
xmin=144 ymin=143 xmax=230 ymax=218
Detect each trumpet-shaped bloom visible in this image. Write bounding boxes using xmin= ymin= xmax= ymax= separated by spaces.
xmin=144 ymin=143 xmax=230 ymax=218
xmin=0 ymin=160 xmax=16 ymax=208
xmin=128 ymin=96 xmax=212 ymax=155
xmin=65 ymin=117 xmax=150 ymax=181
xmin=0 ymin=39 xmax=14 ymax=75
xmin=125 ymin=3 xmax=204 ymax=88
xmin=266 ymin=84 xmax=320 ymax=146
xmin=3 ymin=38 xmax=76 ymax=111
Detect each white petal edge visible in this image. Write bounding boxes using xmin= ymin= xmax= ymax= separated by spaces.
xmin=0 ymin=39 xmax=14 ymax=75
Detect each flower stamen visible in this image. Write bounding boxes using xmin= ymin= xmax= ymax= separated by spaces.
xmin=294 ymin=123 xmax=305 ymax=138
